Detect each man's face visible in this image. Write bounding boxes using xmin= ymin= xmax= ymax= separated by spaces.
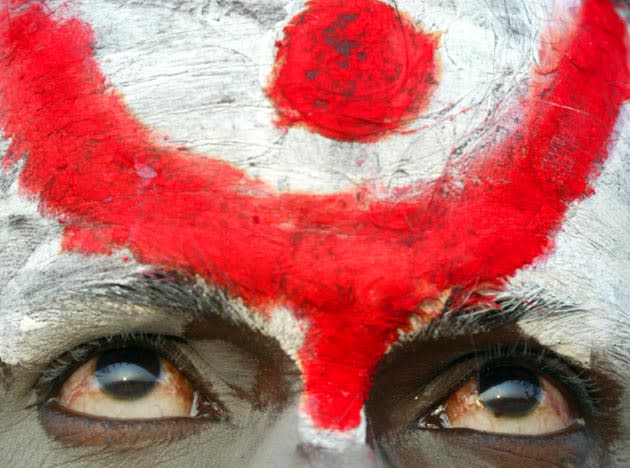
xmin=0 ymin=0 xmax=628 ymax=466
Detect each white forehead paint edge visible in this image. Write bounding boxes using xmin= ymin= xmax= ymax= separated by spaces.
xmin=299 ymin=407 xmax=367 ymax=449
xmin=0 ymin=157 xmax=170 ymax=365
xmin=0 ymin=151 xmax=305 ymax=368
xmin=389 ymin=102 xmax=629 ymax=363
xmin=509 ymin=104 xmax=630 ymax=366
xmin=45 ymin=0 xmax=566 ymax=194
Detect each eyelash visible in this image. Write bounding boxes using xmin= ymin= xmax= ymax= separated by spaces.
xmin=35 ymin=333 xmax=189 ymax=404
xmin=435 ymin=343 xmax=601 ymax=421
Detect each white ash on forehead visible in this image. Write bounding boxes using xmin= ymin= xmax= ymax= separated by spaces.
xmin=42 ymin=0 xmax=557 ymax=194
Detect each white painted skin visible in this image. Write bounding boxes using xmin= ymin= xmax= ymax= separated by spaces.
xmin=0 ymin=0 xmax=628 ymax=466
xmin=46 ymin=0 xmax=567 ymax=194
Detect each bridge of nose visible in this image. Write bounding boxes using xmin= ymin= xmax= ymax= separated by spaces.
xmin=217 ymin=394 xmax=376 ymax=468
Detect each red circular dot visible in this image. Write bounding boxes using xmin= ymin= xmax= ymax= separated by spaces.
xmin=266 ymin=0 xmax=440 ymax=143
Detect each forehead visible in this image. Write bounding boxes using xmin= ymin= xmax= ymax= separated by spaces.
xmin=44 ymin=0 xmax=562 ymax=192
xmin=0 ymin=0 xmax=629 ymax=441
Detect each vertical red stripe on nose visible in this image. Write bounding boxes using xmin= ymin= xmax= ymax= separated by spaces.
xmin=1 ymin=0 xmax=627 ymax=431
xmin=266 ymin=0 xmax=440 ymax=142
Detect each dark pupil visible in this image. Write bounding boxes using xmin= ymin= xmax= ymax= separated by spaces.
xmin=477 ymin=364 xmax=542 ymax=417
xmin=95 ymin=347 xmax=161 ymax=400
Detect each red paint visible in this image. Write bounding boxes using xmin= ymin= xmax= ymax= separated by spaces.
xmin=1 ymin=0 xmax=627 ymax=431
xmin=266 ymin=0 xmax=440 ymax=142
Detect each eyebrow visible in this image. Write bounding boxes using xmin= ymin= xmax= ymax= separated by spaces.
xmin=5 ymin=265 xmax=622 ymax=375
xmin=100 ymin=272 xmax=300 ymax=342
xmin=392 ymin=288 xmax=598 ymax=362
xmin=24 ymin=269 xmax=298 ymax=362
xmin=92 ymin=276 xmax=571 ymax=338
xmin=90 ymin=272 xmax=236 ymax=321
xmin=18 ymin=271 xmax=573 ymax=336
xmin=99 ymin=275 xmax=600 ymax=370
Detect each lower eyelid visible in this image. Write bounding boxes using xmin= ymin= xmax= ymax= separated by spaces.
xmin=39 ymin=399 xmax=217 ymax=446
xmin=428 ymin=425 xmax=594 ymax=466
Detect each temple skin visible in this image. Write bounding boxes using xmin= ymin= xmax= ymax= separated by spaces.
xmin=0 ymin=0 xmax=629 ymax=466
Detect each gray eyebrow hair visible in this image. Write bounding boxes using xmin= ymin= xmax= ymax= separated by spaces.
xmin=396 ymin=286 xmax=630 ymax=377
xmin=88 ymin=271 xmax=247 ymax=323
xmin=88 ymin=275 xmax=588 ymax=344
xmin=398 ymin=288 xmax=585 ymax=344
xmin=123 ymin=274 xmax=596 ymax=365
xmin=66 ymin=269 xmax=304 ymax=347
xmin=101 ymin=275 xmax=561 ymax=332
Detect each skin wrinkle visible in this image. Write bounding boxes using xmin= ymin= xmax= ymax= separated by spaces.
xmin=473 ymin=444 xmax=565 ymax=468
xmin=0 ymin=0 xmax=628 ymax=466
xmin=0 ymin=360 xmax=12 ymax=391
xmin=390 ymin=426 xmax=595 ymax=467
xmin=107 ymin=0 xmax=290 ymax=27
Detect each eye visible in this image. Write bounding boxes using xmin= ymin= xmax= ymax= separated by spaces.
xmin=37 ymin=321 xmax=297 ymax=447
xmin=56 ymin=346 xmax=199 ymax=419
xmin=418 ymin=362 xmax=584 ymax=435
xmin=38 ymin=338 xmax=227 ymax=445
xmin=40 ymin=336 xmax=226 ymax=428
xmin=365 ymin=329 xmax=601 ymax=465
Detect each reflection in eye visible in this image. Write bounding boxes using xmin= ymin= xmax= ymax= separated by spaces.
xmin=57 ymin=346 xmax=199 ymax=419
xmin=418 ymin=363 xmax=584 ymax=435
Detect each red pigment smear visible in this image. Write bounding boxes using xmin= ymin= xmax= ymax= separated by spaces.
xmin=266 ymin=0 xmax=440 ymax=142
xmin=1 ymin=0 xmax=627 ymax=431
